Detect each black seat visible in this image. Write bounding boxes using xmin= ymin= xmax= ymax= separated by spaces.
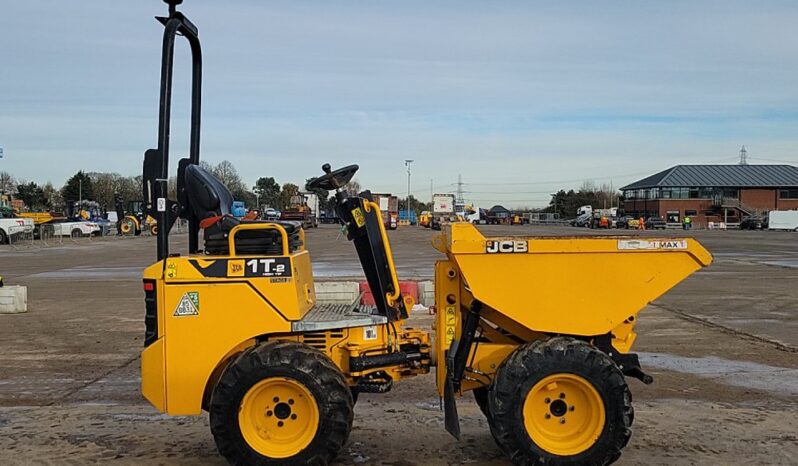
xmin=183 ymin=164 xmax=302 ymax=255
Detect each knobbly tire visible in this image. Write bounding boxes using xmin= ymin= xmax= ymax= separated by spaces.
xmin=210 ymin=341 xmax=354 ymax=466
xmin=488 ymin=337 xmax=633 ymax=466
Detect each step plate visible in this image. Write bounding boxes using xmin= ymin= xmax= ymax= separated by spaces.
xmin=292 ymin=303 xmax=386 ymax=332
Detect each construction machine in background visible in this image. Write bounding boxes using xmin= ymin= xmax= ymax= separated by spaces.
xmin=279 ymin=194 xmax=318 ymax=229
xmin=418 ymin=210 xmax=431 ymax=228
xmin=138 ymin=3 xmax=713 ymax=465
xmin=115 ymin=198 xmax=158 ymax=236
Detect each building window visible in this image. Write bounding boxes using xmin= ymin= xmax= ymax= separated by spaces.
xmin=672 ymin=187 xmax=688 ymax=199
xmin=779 ymin=189 xmax=798 ymax=199
xmin=722 ymin=188 xmax=739 ymax=199
xmin=685 ymin=210 xmax=697 ymax=217
xmin=666 ymin=210 xmax=680 ymax=223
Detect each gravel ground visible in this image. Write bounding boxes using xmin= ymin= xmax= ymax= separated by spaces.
xmin=0 ymin=225 xmax=796 ymax=465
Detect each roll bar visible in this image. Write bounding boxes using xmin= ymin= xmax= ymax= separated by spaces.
xmin=144 ymin=0 xmax=203 ymax=261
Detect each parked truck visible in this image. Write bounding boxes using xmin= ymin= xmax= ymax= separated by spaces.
xmin=768 ymin=210 xmax=798 ymax=231
xmin=372 ymin=193 xmax=399 ymax=229
xmin=431 ymin=193 xmax=456 ymax=230
xmin=573 ymin=205 xmax=618 ymax=229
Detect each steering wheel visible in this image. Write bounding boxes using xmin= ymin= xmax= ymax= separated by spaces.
xmin=306 ymin=164 xmax=359 ymax=191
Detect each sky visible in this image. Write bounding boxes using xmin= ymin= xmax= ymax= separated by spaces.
xmin=1 ymin=0 xmax=797 ymax=208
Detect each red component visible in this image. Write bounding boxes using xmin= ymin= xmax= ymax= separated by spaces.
xmin=199 ymin=215 xmax=223 ymax=229
xmin=143 ymin=281 xmax=155 ymax=292
xmin=359 ymin=281 xmax=375 ymax=306
xmin=359 ymin=281 xmax=419 ymax=306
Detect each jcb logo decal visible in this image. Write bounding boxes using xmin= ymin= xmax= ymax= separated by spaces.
xmin=227 ymin=260 xmax=245 ymax=277
xmin=486 ymin=240 xmax=528 ymax=254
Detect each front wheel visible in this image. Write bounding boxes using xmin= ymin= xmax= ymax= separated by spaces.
xmin=119 ymin=218 xmax=137 ymax=236
xmin=70 ymin=228 xmax=83 ymax=238
xmin=489 ymin=337 xmax=632 ymax=466
xmin=0 ymin=229 xmax=7 ymax=245
xmin=210 ymin=341 xmax=353 ymax=466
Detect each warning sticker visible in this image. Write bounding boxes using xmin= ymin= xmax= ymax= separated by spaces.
xmin=174 ymin=291 xmax=200 ymax=317
xmin=444 ymin=305 xmax=456 ymax=345
xmin=363 ymin=325 xmax=378 ymax=341
xmin=617 ymin=239 xmax=688 ymax=251
xmin=352 ymin=207 xmax=366 ymax=228
xmin=165 ymin=261 xmax=177 ymax=279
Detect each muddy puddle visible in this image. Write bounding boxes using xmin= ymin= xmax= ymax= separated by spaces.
xmin=639 ymin=352 xmax=798 ymax=397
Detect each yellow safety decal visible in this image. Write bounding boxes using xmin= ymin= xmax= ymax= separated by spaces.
xmin=444 ymin=305 xmax=456 ymax=345
xmin=352 ymin=207 xmax=366 ymax=227
xmin=165 ymin=260 xmax=177 ymax=279
xmin=227 ymin=259 xmax=245 ymax=277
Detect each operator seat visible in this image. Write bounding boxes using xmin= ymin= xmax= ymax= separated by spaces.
xmin=183 ymin=164 xmax=301 ymax=255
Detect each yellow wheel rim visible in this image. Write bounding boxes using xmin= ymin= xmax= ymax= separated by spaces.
xmin=523 ymin=374 xmax=605 ymax=456
xmin=150 ymin=225 xmax=158 ymax=235
xmin=238 ymin=377 xmax=319 ymax=459
xmin=120 ymin=222 xmax=131 ymax=233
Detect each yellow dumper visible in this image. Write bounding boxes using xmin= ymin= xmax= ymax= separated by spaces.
xmin=139 ymin=3 xmax=713 ymax=465
xmin=432 ymin=224 xmax=711 ymax=463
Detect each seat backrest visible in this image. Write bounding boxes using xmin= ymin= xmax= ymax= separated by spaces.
xmin=184 ymin=164 xmax=233 ymax=221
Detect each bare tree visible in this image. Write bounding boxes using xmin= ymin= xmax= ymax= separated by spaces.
xmin=0 ymin=171 xmax=16 ymax=196
xmin=344 ymin=179 xmax=361 ymax=196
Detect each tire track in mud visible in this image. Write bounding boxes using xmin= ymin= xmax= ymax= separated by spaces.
xmin=653 ymin=304 xmax=798 ymax=354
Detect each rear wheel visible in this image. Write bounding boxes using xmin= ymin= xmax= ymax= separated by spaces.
xmin=150 ymin=224 xmax=158 ymax=236
xmin=70 ymin=228 xmax=83 ymax=238
xmin=489 ymin=337 xmax=632 ymax=466
xmin=210 ymin=341 xmax=353 ymax=466
xmin=0 ymin=229 xmax=7 ymax=244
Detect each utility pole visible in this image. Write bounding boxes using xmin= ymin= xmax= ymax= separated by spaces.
xmin=0 ymin=146 xmax=6 ymax=201
xmin=430 ymin=178 xmax=433 ymax=202
xmin=404 ymin=159 xmax=414 ymax=224
xmin=456 ymin=174 xmax=464 ymax=204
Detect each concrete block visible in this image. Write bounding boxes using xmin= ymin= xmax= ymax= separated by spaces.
xmin=417 ymin=280 xmax=435 ymax=307
xmin=0 ymin=285 xmax=28 ymax=314
xmin=314 ymin=281 xmax=360 ymax=304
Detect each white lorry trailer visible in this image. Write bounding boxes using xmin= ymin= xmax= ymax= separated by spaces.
xmin=768 ymin=210 xmax=798 ymax=231
xmin=431 ymin=193 xmax=456 ymax=230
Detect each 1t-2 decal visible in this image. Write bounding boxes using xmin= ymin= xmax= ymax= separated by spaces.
xmin=246 ymin=259 xmax=288 ymax=277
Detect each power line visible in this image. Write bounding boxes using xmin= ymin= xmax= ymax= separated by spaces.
xmin=462 ymin=190 xmax=557 ymax=194
xmin=749 ymin=156 xmax=797 ymax=164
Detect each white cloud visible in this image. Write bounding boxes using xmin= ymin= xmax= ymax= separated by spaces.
xmin=1 ymin=0 xmax=797 ymax=207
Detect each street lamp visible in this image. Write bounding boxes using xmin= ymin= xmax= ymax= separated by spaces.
xmin=404 ymin=160 xmax=413 ymax=224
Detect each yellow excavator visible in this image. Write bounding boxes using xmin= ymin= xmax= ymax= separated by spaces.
xmin=139 ymin=3 xmax=713 ymax=465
